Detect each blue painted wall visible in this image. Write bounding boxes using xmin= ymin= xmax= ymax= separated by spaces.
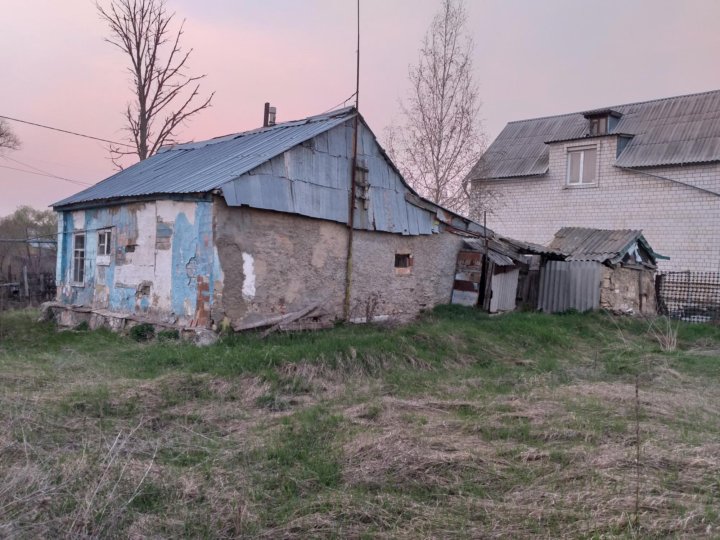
xmin=55 ymin=200 xmax=217 ymax=326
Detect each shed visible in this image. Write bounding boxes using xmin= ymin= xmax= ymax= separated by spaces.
xmin=450 ymin=237 xmax=529 ymax=313
xmin=538 ymin=227 xmax=663 ymax=314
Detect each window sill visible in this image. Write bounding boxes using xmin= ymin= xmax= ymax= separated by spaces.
xmin=394 ymin=268 xmax=412 ymax=276
xmin=71 ymin=282 xmax=85 ymax=288
xmin=563 ymin=182 xmax=598 ymax=189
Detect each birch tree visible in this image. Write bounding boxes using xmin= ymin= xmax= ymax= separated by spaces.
xmin=387 ymin=0 xmax=492 ymax=216
xmin=97 ymin=0 xmax=214 ymax=165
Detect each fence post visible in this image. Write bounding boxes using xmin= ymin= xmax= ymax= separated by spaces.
xmin=23 ymin=265 xmax=29 ymax=298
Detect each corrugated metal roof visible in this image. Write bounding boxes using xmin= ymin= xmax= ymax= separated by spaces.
xmin=462 ymin=238 xmax=519 ymax=266
xmin=53 ymin=108 xmax=355 ymax=207
xmin=471 ymin=89 xmax=720 ymax=179
xmin=548 ymin=227 xmax=652 ymax=264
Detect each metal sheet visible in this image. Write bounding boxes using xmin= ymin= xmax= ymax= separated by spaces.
xmin=471 ymin=89 xmax=720 ymax=180
xmin=451 ymin=289 xmax=479 ymax=307
xmin=538 ymin=261 xmax=601 ymax=313
xmin=54 ymin=106 xmax=464 ymax=238
xmin=53 ymin=108 xmax=355 ymax=207
xmin=490 ymin=268 xmax=519 ymax=313
xmin=548 ymin=227 xmax=658 ymax=265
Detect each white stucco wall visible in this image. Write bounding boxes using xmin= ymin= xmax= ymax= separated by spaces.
xmin=474 ymin=135 xmax=720 ymax=272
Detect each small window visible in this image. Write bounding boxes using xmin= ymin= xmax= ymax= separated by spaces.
xmin=566 ymin=147 xmax=597 ymax=185
xmin=589 ymin=116 xmax=608 ymax=136
xmin=98 ymin=230 xmax=112 ymax=256
xmin=73 ymin=233 xmax=85 ymax=284
xmin=395 ymin=254 xmax=411 ymax=268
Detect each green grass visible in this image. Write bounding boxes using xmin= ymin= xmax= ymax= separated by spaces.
xmin=1 ymin=306 xmax=720 ymax=537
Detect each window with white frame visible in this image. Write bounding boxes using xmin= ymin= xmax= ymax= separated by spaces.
xmin=98 ymin=229 xmax=112 ymax=256
xmin=566 ymin=146 xmax=597 ymax=185
xmin=73 ymin=233 xmax=85 ymax=283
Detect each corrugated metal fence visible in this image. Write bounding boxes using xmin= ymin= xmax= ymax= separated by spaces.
xmin=538 ymin=261 xmax=602 ymax=313
xmin=656 ymin=271 xmax=720 ymax=323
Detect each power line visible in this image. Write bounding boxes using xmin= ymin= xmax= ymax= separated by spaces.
xmin=321 ymin=92 xmax=358 ymax=115
xmin=0 ymin=163 xmax=92 ymax=186
xmin=2 ymin=155 xmax=93 ymax=186
xmin=0 ymin=231 xmax=58 ymax=240
xmin=0 ymin=238 xmax=57 ymax=244
xmin=0 ymin=114 xmax=134 ymax=148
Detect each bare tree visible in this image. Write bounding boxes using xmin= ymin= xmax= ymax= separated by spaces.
xmin=97 ymin=0 xmax=214 ymax=165
xmin=0 ymin=120 xmax=20 ymax=152
xmin=386 ymin=0 xmax=491 ymax=216
xmin=0 ymin=206 xmax=57 ymax=283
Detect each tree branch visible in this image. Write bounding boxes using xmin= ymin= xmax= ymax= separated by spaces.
xmin=97 ymin=0 xmax=214 ymax=165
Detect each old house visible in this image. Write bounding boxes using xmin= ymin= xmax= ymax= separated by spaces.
xmin=469 ymin=90 xmax=720 ymax=273
xmin=538 ymin=227 xmax=660 ymax=314
xmin=48 ymin=107 xmax=491 ymax=334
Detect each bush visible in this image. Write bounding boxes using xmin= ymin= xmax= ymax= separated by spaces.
xmin=157 ymin=329 xmax=180 ymax=342
xmin=130 ymin=323 xmax=155 ymax=342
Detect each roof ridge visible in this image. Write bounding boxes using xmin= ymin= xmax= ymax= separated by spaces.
xmin=559 ymin=226 xmax=643 ymax=234
xmin=505 ymin=88 xmax=720 ymax=126
xmin=161 ymin=106 xmax=356 ymax=153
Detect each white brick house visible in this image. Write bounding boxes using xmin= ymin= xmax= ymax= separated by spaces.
xmin=469 ymin=90 xmax=720 ymax=272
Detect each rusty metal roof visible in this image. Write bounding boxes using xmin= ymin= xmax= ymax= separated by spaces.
xmin=471 ymin=89 xmax=720 ymax=180
xmin=548 ymin=227 xmax=659 ymax=265
xmin=53 ymin=108 xmax=355 ymax=208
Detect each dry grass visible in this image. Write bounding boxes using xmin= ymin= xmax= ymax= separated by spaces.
xmin=1 ymin=307 xmax=720 ymax=537
xmin=648 ymin=316 xmax=680 ymax=351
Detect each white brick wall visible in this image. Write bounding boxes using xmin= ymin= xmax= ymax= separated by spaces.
xmin=473 ymin=136 xmax=720 ymax=272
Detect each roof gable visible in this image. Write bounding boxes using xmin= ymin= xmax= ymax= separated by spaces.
xmin=472 ymin=89 xmax=720 ymax=180
xmin=548 ymin=227 xmax=658 ymax=265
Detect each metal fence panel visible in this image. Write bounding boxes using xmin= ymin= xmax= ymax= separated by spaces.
xmin=656 ymin=271 xmax=720 ymax=323
xmin=538 ymin=261 xmax=601 ymax=313
xmin=490 ymin=268 xmax=519 ymax=313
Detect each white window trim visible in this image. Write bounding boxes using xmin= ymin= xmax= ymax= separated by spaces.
xmin=97 ymin=228 xmax=113 ymax=266
xmin=565 ymin=144 xmax=599 ymax=188
xmin=72 ymin=232 xmax=86 ymax=286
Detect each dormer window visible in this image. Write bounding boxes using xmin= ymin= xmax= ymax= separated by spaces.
xmin=582 ymin=108 xmax=622 ymax=137
xmin=589 ymin=116 xmax=608 ymax=136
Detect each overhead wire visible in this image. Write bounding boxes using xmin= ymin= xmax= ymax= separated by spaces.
xmin=1 ymin=155 xmax=92 ymax=186
xmin=321 ymin=92 xmax=358 ymax=115
xmin=0 ymin=114 xmax=133 ymax=148
xmin=0 ymin=163 xmax=92 ymax=186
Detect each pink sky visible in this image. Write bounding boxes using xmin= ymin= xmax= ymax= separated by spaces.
xmin=2 ymin=0 xmax=720 ymax=216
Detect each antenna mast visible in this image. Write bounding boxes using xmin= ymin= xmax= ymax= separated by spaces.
xmin=343 ymin=0 xmax=361 ymax=321
xmin=355 ymin=0 xmax=360 ymax=110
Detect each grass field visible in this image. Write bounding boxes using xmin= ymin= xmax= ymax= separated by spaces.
xmin=1 ymin=306 xmax=719 ymax=538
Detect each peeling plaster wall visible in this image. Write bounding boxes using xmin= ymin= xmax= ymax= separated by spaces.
xmin=55 ymin=199 xmax=217 ymax=327
xmin=600 ymin=266 xmax=657 ymax=315
xmin=213 ymin=200 xmax=463 ymax=328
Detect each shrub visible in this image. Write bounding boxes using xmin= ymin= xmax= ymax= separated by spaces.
xmin=74 ymin=321 xmax=90 ymax=332
xmin=130 ymin=323 xmax=155 ymax=342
